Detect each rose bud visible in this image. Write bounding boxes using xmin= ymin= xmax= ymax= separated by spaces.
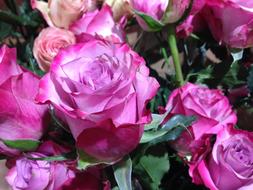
xmin=0 ymin=45 xmax=48 ymax=155
xmin=190 ymin=126 xmax=253 ymax=190
xmin=70 ymin=5 xmax=125 ymax=43
xmin=33 ymin=27 xmax=76 ymax=72
xmin=30 ymin=0 xmax=97 ymax=29
xmin=203 ymin=0 xmax=253 ymax=48
xmin=36 ymin=37 xmax=159 ymax=163
xmin=129 ymin=0 xmax=191 ymax=31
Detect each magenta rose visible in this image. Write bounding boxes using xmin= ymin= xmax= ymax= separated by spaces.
xmin=0 ymin=45 xmax=48 ymax=155
xmin=36 ymin=37 xmax=159 ymax=162
xmin=129 ymin=0 xmax=191 ymax=31
xmin=176 ymin=0 xmax=206 ymax=38
xmin=70 ymin=5 xmax=125 ymax=42
xmin=165 ymin=83 xmax=237 ymax=157
xmin=203 ymin=0 xmax=253 ymax=48
xmin=190 ymin=126 xmax=253 ymax=190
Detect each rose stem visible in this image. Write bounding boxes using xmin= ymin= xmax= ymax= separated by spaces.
xmin=167 ymin=24 xmax=184 ymax=86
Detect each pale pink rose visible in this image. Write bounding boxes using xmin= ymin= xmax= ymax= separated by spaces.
xmin=30 ymin=0 xmax=96 ymax=29
xmin=165 ymin=83 xmax=237 ymax=157
xmin=70 ymin=5 xmax=125 ymax=42
xmin=33 ymin=27 xmax=76 ymax=72
xmin=190 ymin=126 xmax=253 ymax=190
xmin=103 ymin=0 xmax=132 ymax=21
xmin=36 ymin=37 xmax=159 ymax=163
xmin=203 ymin=0 xmax=253 ymax=48
xmin=129 ymin=0 xmax=191 ymax=31
xmin=0 ymin=45 xmax=49 ymax=155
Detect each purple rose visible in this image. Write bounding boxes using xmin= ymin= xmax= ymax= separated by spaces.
xmin=190 ymin=126 xmax=253 ymax=190
xmin=36 ymin=37 xmax=159 ymax=163
xmin=165 ymin=83 xmax=237 ymax=157
xmin=70 ymin=5 xmax=125 ymax=43
xmin=0 ymin=45 xmax=48 ymax=155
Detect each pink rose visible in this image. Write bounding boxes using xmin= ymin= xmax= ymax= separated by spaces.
xmin=203 ymin=0 xmax=253 ymax=48
xmin=0 ymin=46 xmax=48 ymax=155
xmin=6 ymin=141 xmax=73 ymax=190
xmin=176 ymin=0 xmax=206 ymax=38
xmin=36 ymin=37 xmax=159 ymax=163
xmin=33 ymin=27 xmax=76 ymax=72
xmin=31 ymin=0 xmax=96 ymax=29
xmin=190 ymin=126 xmax=253 ymax=190
xmin=129 ymin=0 xmax=191 ymax=31
xmin=165 ymin=83 xmax=237 ymax=157
xmin=70 ymin=5 xmax=125 ymax=42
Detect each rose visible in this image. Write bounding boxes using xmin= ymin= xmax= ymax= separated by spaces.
xmin=129 ymin=0 xmax=191 ymax=31
xmin=6 ymin=141 xmax=104 ymax=190
xmin=33 ymin=27 xmax=76 ymax=72
xmin=103 ymin=0 xmax=132 ymax=21
xmin=31 ymin=0 xmax=96 ymax=29
xmin=165 ymin=83 xmax=237 ymax=157
xmin=0 ymin=45 xmax=48 ymax=155
xmin=176 ymin=0 xmax=206 ymax=38
xmin=190 ymin=126 xmax=253 ymax=190
xmin=203 ymin=0 xmax=253 ymax=48
xmin=70 ymin=5 xmax=125 ymax=42
xmin=36 ymin=37 xmax=159 ymax=163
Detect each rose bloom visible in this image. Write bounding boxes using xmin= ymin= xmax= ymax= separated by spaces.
xmin=0 ymin=45 xmax=48 ymax=155
xmin=6 ymin=141 xmax=102 ymax=190
xmin=36 ymin=37 xmax=159 ymax=163
xmin=129 ymin=0 xmax=191 ymax=31
xmin=203 ymin=0 xmax=253 ymax=48
xmin=190 ymin=126 xmax=253 ymax=190
xmin=103 ymin=0 xmax=132 ymax=21
xmin=33 ymin=27 xmax=76 ymax=72
xmin=30 ymin=0 xmax=96 ymax=29
xmin=176 ymin=0 xmax=206 ymax=38
xmin=165 ymin=83 xmax=237 ymax=157
xmin=70 ymin=5 xmax=125 ymax=43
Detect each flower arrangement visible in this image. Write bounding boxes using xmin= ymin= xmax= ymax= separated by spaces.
xmin=1 ymin=0 xmax=253 ymax=189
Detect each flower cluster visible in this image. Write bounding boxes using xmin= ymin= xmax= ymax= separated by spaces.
xmin=1 ymin=0 xmax=253 ymax=189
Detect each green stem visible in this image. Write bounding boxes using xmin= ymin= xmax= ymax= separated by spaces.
xmin=167 ymin=24 xmax=184 ymax=86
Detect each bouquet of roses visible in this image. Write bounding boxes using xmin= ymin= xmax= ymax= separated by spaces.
xmin=1 ymin=0 xmax=253 ymax=189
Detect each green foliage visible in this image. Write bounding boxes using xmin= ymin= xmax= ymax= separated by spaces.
xmin=113 ymin=157 xmax=133 ymax=190
xmin=141 ymin=114 xmax=196 ymax=145
xmin=133 ymin=10 xmax=164 ymax=31
xmin=134 ymin=153 xmax=170 ymax=190
xmin=2 ymin=139 xmax=40 ymax=151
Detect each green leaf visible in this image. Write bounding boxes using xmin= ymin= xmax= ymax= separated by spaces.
xmin=113 ymin=156 xmax=133 ymax=190
xmin=77 ymin=150 xmax=113 ymax=170
xmin=135 ymin=154 xmax=170 ymax=189
xmin=0 ymin=22 xmax=12 ymax=41
xmin=26 ymin=151 xmax=76 ymax=162
xmin=0 ymin=10 xmax=38 ymax=27
xmin=141 ymin=115 xmax=196 ymax=144
xmin=2 ymin=139 xmax=40 ymax=151
xmin=161 ymin=115 xmax=196 ymax=131
xmin=133 ymin=10 xmax=164 ymax=31
xmin=145 ymin=110 xmax=171 ymax=131
xmin=221 ymin=60 xmax=244 ymax=88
